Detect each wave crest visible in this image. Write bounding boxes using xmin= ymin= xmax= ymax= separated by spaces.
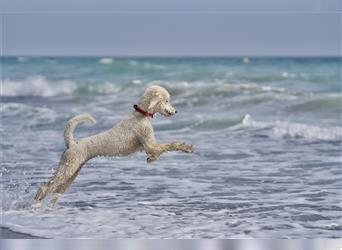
xmin=99 ymin=58 xmax=113 ymax=64
xmin=2 ymin=76 xmax=125 ymax=97
xmin=242 ymin=114 xmax=342 ymax=141
xmin=2 ymin=76 xmax=291 ymax=98
xmin=3 ymin=75 xmax=77 ymax=97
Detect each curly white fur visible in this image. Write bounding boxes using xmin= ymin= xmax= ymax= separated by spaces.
xmin=34 ymin=85 xmax=194 ymax=205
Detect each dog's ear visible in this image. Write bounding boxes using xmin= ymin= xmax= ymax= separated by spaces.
xmin=148 ymin=96 xmax=160 ymax=110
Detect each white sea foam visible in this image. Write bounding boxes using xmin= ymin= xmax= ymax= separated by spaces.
xmin=148 ymin=80 xmax=287 ymax=95
xmin=3 ymin=75 xmax=77 ymax=97
xmin=86 ymin=81 xmax=122 ymax=95
xmin=2 ymin=77 xmax=290 ymax=98
xmin=17 ymin=57 xmax=28 ymax=62
xmin=99 ymin=58 xmax=113 ymax=64
xmin=2 ymin=76 xmax=126 ymax=97
xmin=242 ymin=114 xmax=342 ymax=141
xmin=1 ymin=102 xmax=58 ymax=124
xmin=132 ymin=79 xmax=142 ymax=85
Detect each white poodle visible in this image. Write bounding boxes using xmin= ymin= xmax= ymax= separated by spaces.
xmin=34 ymin=85 xmax=194 ymax=205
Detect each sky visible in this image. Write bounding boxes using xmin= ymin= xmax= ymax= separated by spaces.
xmin=0 ymin=0 xmax=341 ymax=56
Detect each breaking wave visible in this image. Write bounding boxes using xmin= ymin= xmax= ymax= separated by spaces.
xmin=2 ymin=75 xmax=291 ymax=98
xmin=2 ymin=75 xmax=124 ymax=97
xmin=98 ymin=58 xmax=113 ymax=64
xmin=242 ymin=114 xmax=342 ymax=141
xmin=3 ymin=75 xmax=77 ymax=97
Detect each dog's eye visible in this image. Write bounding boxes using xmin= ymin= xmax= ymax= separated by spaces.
xmin=166 ymin=100 xmax=169 ymax=103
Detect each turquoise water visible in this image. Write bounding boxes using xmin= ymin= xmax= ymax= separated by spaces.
xmin=1 ymin=57 xmax=341 ymax=238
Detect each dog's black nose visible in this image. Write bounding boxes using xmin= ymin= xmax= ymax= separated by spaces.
xmin=175 ymin=110 xmax=178 ymax=114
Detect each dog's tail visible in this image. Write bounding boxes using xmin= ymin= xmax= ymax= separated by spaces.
xmin=64 ymin=114 xmax=96 ymax=148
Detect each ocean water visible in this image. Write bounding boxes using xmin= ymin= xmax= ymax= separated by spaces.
xmin=1 ymin=57 xmax=341 ymax=238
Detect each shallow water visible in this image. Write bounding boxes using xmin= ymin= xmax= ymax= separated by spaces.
xmin=1 ymin=57 xmax=341 ymax=238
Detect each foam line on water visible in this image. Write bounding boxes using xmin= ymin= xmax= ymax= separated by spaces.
xmin=1 ymin=102 xmax=58 ymax=125
xmin=2 ymin=75 xmax=291 ymax=98
xmin=242 ymin=114 xmax=342 ymax=141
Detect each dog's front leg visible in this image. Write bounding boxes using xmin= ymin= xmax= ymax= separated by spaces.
xmin=144 ymin=141 xmax=162 ymax=163
xmin=143 ymin=139 xmax=193 ymax=163
xmin=167 ymin=142 xmax=194 ymax=153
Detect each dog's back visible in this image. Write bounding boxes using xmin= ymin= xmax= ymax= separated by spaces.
xmin=79 ymin=115 xmax=147 ymax=158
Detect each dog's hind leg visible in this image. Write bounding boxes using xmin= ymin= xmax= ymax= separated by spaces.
xmin=33 ymin=153 xmax=68 ymax=203
xmin=48 ymin=162 xmax=85 ymax=206
xmin=33 ymin=167 xmax=64 ymax=203
xmin=33 ymin=175 xmax=60 ymax=203
xmin=33 ymin=184 xmax=50 ymax=202
xmin=34 ymin=146 xmax=88 ymax=205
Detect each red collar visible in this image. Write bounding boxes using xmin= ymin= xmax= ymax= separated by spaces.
xmin=133 ymin=104 xmax=154 ymax=118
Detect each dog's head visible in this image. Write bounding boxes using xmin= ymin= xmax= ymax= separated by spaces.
xmin=139 ymin=85 xmax=177 ymax=117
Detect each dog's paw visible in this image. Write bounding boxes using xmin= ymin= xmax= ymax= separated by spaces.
xmin=180 ymin=143 xmax=194 ymax=153
xmin=147 ymin=154 xmax=159 ymax=163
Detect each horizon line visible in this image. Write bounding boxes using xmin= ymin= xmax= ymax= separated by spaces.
xmin=2 ymin=54 xmax=341 ymax=58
